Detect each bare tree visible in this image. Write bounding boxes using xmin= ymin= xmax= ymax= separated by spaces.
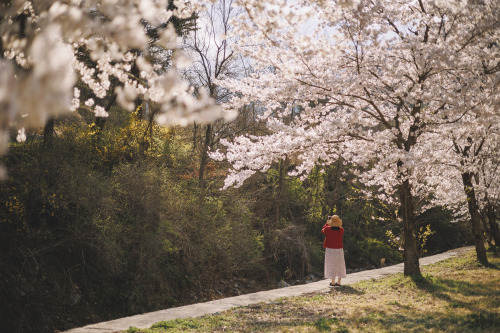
xmin=183 ymin=0 xmax=255 ymax=190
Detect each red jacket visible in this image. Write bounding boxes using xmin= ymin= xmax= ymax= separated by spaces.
xmin=322 ymin=224 xmax=344 ymax=249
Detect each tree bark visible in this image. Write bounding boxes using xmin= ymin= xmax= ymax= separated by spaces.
xmin=43 ymin=117 xmax=55 ymax=146
xmin=397 ymin=178 xmax=421 ymax=276
xmin=462 ymin=172 xmax=488 ymax=265
xmin=276 ymin=158 xmax=285 ymax=225
xmin=327 ymin=159 xmax=343 ymax=217
xmin=482 ymin=215 xmax=493 ymax=247
xmin=486 ymin=203 xmax=500 ymax=247
xmin=0 ymin=33 xmax=4 ymax=59
xmin=192 ymin=122 xmax=198 ymax=153
xmin=198 ymin=124 xmax=212 ymax=190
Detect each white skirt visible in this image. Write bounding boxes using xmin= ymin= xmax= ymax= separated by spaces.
xmin=324 ymin=248 xmax=347 ymax=279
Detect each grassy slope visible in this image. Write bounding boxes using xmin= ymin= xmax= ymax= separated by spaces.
xmin=126 ymin=249 xmax=499 ymax=332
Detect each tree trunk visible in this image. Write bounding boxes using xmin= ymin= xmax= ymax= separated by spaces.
xmin=198 ymin=124 xmax=212 ymax=190
xmin=462 ymin=172 xmax=488 ymax=265
xmin=43 ymin=117 xmax=55 ymax=145
xmin=482 ymin=215 xmax=494 ymax=247
xmin=486 ymin=204 xmax=500 ymax=247
xmin=276 ymin=158 xmax=284 ymax=225
xmin=397 ymin=179 xmax=421 ymax=276
xmin=0 ymin=34 xmax=4 ymax=58
xmin=192 ymin=122 xmax=198 ymax=153
xmin=326 ymin=159 xmax=343 ymax=216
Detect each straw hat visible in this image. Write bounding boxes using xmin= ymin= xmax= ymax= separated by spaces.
xmin=328 ymin=215 xmax=342 ymax=227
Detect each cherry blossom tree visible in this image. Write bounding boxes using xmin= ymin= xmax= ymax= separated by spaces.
xmin=213 ymin=0 xmax=500 ymax=275
xmin=0 ymin=0 xmax=231 ymax=177
xmin=428 ymin=116 xmax=500 ymax=263
xmin=480 ymin=154 xmax=500 ymax=247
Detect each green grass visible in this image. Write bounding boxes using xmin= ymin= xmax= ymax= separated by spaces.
xmin=124 ymin=249 xmax=500 ymax=332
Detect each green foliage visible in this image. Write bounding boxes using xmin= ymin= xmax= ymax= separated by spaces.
xmin=0 ymin=115 xmax=264 ymax=333
xmin=353 ymin=238 xmax=402 ymax=267
xmin=265 ymin=162 xmax=308 ymax=222
xmin=464 ymin=312 xmax=498 ymax=329
xmin=264 ymin=224 xmax=312 ymax=279
xmin=312 ymin=317 xmax=349 ymax=332
xmin=305 ymin=166 xmax=329 ymax=223
xmin=417 ymin=224 xmax=435 ymax=255
xmin=417 ymin=207 xmax=473 ymax=255
xmin=314 ymin=317 xmax=334 ymax=331
xmin=125 ymin=327 xmax=142 ymax=333
xmin=151 ymin=318 xmax=200 ymax=330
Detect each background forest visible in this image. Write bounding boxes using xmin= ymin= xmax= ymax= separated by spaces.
xmin=0 ymin=104 xmax=472 ymax=333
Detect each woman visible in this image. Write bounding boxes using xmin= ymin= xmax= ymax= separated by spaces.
xmin=322 ymin=215 xmax=347 ymax=286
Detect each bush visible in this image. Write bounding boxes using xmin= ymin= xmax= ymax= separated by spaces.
xmin=264 ymin=224 xmax=313 ymax=279
xmin=417 ymin=207 xmax=473 ymax=255
xmin=0 ymin=131 xmax=265 ymax=333
xmin=348 ymin=238 xmax=402 ymax=268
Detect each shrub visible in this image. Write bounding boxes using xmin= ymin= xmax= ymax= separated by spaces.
xmin=349 ymin=238 xmax=402 ymax=268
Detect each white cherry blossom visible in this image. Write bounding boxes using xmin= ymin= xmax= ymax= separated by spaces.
xmin=213 ymin=0 xmax=500 ymax=274
xmin=0 ymin=0 xmax=231 ymax=163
